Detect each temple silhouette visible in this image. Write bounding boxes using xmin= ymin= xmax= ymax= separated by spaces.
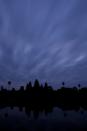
xmin=0 ymin=79 xmax=87 ymax=113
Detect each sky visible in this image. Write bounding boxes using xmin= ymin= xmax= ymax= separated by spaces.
xmin=0 ymin=0 xmax=87 ymax=88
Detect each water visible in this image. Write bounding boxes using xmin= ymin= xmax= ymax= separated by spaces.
xmin=0 ymin=107 xmax=87 ymax=131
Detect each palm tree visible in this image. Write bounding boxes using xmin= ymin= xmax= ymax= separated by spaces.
xmin=62 ymin=82 xmax=65 ymax=86
xmin=8 ymin=81 xmax=11 ymax=90
xmin=8 ymin=81 xmax=11 ymax=85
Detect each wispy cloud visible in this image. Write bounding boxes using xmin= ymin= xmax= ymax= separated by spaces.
xmin=0 ymin=0 xmax=87 ymax=87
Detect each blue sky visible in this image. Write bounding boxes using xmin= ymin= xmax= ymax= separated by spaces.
xmin=0 ymin=0 xmax=87 ymax=88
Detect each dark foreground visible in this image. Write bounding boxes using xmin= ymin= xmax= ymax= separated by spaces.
xmin=0 ymin=80 xmax=87 ymax=130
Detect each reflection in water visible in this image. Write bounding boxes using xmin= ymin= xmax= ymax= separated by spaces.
xmin=25 ymin=107 xmax=30 ymax=117
xmin=63 ymin=112 xmax=67 ymax=117
xmin=0 ymin=107 xmax=86 ymax=131
xmin=4 ymin=113 xmax=8 ymax=118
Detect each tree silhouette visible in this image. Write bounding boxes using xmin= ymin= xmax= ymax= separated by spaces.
xmin=62 ymin=82 xmax=65 ymax=86
xmin=12 ymin=88 xmax=15 ymax=92
xmin=8 ymin=81 xmax=11 ymax=90
xmin=8 ymin=81 xmax=11 ymax=86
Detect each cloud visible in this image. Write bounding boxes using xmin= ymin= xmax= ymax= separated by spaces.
xmin=0 ymin=0 xmax=87 ymax=87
